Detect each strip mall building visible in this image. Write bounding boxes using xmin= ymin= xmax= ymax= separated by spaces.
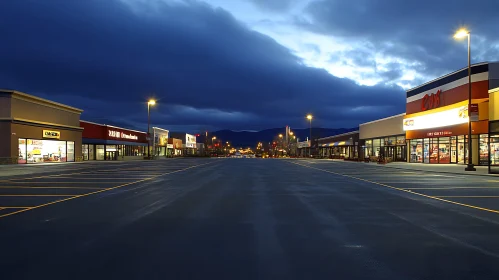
xmin=404 ymin=62 xmax=499 ymax=168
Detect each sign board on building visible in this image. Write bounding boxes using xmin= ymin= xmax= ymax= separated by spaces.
xmin=469 ymin=104 xmax=479 ymax=122
xmin=167 ymin=144 xmax=174 ymax=149
xmin=108 ymin=130 xmax=139 ymax=140
xmin=421 ymin=90 xmax=441 ymax=111
xmin=403 ymin=105 xmax=468 ymax=131
xmin=43 ymin=130 xmax=60 ymax=139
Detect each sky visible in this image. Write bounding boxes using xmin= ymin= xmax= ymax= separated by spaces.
xmin=1 ymin=0 xmax=498 ymax=133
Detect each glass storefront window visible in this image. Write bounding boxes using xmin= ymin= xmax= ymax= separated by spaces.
xmin=438 ymin=137 xmax=450 ymax=164
xmin=18 ymin=139 xmax=27 ymax=164
xmin=480 ymin=134 xmax=489 ymax=165
xmin=67 ymin=141 xmax=74 ymax=162
xmin=410 ymin=139 xmax=423 ymax=163
xmin=396 ymin=136 xmax=406 ymax=145
xmin=491 ymin=136 xmax=499 ymax=167
xmin=423 ymin=138 xmax=429 ymax=163
xmin=458 ymin=136 xmax=466 ymax=164
xmin=26 ymin=139 xmax=67 ymax=163
xmin=96 ymin=145 xmax=105 ymax=160
xmin=429 ymin=139 xmax=439 ymax=164
xmin=372 ymin=139 xmax=381 ymax=157
xmin=82 ymin=144 xmax=88 ymax=161
xmin=89 ymin=145 xmax=95 ymax=160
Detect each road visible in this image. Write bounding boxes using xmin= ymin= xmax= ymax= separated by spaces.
xmin=2 ymin=158 xmax=499 ymax=279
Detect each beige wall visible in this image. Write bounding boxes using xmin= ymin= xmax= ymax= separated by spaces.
xmin=11 ymin=96 xmax=81 ymax=127
xmin=490 ymin=89 xmax=499 ymax=121
xmin=360 ymin=114 xmax=405 ymax=139
xmin=10 ymin=123 xmax=82 ymax=161
xmin=0 ymin=96 xmax=11 ymax=118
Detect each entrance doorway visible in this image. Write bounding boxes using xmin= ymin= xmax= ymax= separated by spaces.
xmin=105 ymin=151 xmax=116 ymax=160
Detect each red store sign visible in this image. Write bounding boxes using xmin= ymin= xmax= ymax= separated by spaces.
xmin=426 ymin=130 xmax=452 ymax=137
xmin=421 ymin=90 xmax=441 ymax=111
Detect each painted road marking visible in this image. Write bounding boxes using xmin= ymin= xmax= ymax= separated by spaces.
xmin=291 ymin=162 xmax=499 ymax=215
xmin=48 ymin=177 xmax=155 ymax=180
xmin=436 ymin=196 xmax=499 ymax=198
xmin=0 ymin=207 xmax=33 ymax=209
xmin=404 ymin=187 xmax=499 ymax=190
xmin=0 ymin=194 xmax=78 ymax=197
xmin=0 ymin=186 xmax=105 ymax=189
xmin=0 ymin=161 xmax=217 ymax=219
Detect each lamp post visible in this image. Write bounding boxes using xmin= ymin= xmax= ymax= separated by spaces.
xmin=306 ymin=114 xmax=313 ymax=157
xmin=454 ymin=29 xmax=476 ymax=171
xmin=147 ymin=99 xmax=156 ymax=159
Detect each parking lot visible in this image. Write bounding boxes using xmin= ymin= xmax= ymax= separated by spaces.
xmin=0 ymin=159 xmax=215 ymax=218
xmin=293 ymin=159 xmax=499 ymax=214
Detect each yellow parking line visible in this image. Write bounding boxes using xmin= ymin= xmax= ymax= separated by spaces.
xmin=405 ymin=187 xmax=499 ymax=190
xmin=436 ymin=196 xmax=499 ymax=198
xmin=291 ymin=162 xmax=499 ymax=215
xmin=0 ymin=186 xmax=105 ymax=189
xmin=0 ymin=207 xmax=33 ymax=209
xmin=0 ymin=194 xmax=77 ymax=197
xmin=0 ymin=161 xmax=216 ymax=219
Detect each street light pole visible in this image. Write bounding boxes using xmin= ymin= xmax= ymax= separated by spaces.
xmin=147 ymin=99 xmax=156 ymax=159
xmin=307 ymin=114 xmax=313 ymax=157
xmin=455 ymin=29 xmax=475 ymax=171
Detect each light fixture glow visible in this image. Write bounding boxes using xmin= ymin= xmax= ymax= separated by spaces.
xmin=148 ymin=99 xmax=156 ymax=105
xmin=454 ymin=29 xmax=469 ymax=39
xmin=306 ymin=114 xmax=313 ymax=120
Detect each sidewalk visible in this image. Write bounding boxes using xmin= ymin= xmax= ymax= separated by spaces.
xmin=359 ymin=160 xmax=497 ymax=177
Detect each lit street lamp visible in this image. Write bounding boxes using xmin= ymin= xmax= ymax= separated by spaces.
xmin=454 ymin=28 xmax=475 ymax=171
xmin=306 ymin=114 xmax=313 ymax=157
xmin=147 ymin=99 xmax=156 ymax=159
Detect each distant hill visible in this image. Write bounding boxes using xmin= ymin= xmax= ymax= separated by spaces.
xmin=197 ymin=127 xmax=358 ymax=148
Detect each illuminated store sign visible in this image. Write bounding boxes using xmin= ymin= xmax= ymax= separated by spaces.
xmin=403 ymin=105 xmax=468 ymax=131
xmin=108 ymin=130 xmax=138 ymax=140
xmin=43 ymin=130 xmax=60 ymax=139
xmin=421 ymin=90 xmax=441 ymax=111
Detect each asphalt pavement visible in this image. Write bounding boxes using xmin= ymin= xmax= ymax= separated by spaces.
xmin=2 ymin=158 xmax=499 ymax=280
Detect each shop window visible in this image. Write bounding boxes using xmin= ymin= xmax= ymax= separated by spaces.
xmin=450 ymin=136 xmax=457 ymax=163
xmin=18 ymin=139 xmax=27 ymax=164
xmin=89 ymin=145 xmax=95 ymax=160
xmin=26 ymin=139 xmax=67 ymax=163
xmin=438 ymin=137 xmax=450 ymax=164
xmin=423 ymin=138 xmax=429 ymax=163
xmin=478 ymin=134 xmax=489 ymax=166
xmin=458 ymin=136 xmax=466 ymax=164
xmin=490 ymin=136 xmax=499 ymax=169
xmin=67 ymin=141 xmax=75 ymax=162
xmin=396 ymin=136 xmax=406 ymax=145
xmin=96 ymin=145 xmax=105 ymax=160
xmin=372 ymin=139 xmax=381 ymax=157
xmin=410 ymin=139 xmax=423 ymax=163
xmin=82 ymin=145 xmax=88 ymax=161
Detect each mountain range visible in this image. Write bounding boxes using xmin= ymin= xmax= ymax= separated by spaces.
xmin=196 ymin=127 xmax=358 ymax=148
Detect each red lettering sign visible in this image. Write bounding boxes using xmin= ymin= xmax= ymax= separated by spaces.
xmin=426 ymin=130 xmax=452 ymax=137
xmin=421 ymin=90 xmax=441 ymax=111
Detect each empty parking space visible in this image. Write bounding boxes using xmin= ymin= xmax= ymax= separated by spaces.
xmin=0 ymin=159 xmax=216 ymax=218
xmin=292 ymin=159 xmax=499 ymax=212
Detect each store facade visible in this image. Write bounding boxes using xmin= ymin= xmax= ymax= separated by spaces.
xmin=170 ymin=133 xmax=197 ymax=155
xmin=151 ymin=127 xmax=170 ymax=158
xmin=488 ymin=64 xmax=499 ymax=173
xmin=80 ymin=121 xmax=148 ymax=161
xmin=0 ymin=90 xmax=83 ymax=164
xmin=168 ymin=138 xmax=183 ymax=156
xmin=318 ymin=131 xmax=360 ymax=159
xmin=360 ymin=114 xmax=406 ymax=162
xmin=403 ymin=62 xmax=497 ymax=165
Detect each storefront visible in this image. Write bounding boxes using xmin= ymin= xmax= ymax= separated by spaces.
xmin=151 ymin=127 xmax=169 ymax=158
xmin=404 ymin=62 xmax=493 ymax=165
xmin=171 ymin=133 xmax=197 ymax=155
xmin=360 ymin=114 xmax=406 ymax=162
xmin=296 ymin=140 xmax=310 ymax=157
xmin=80 ymin=121 xmax=148 ymax=161
xmin=318 ymin=131 xmax=359 ymax=159
xmin=0 ymin=90 xmax=83 ymax=164
xmin=168 ymin=138 xmax=183 ymax=156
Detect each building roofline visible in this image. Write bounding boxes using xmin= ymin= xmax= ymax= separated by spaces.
xmin=80 ymin=120 xmax=146 ymax=134
xmin=318 ymin=130 xmax=359 ymax=141
xmin=152 ymin=127 xmax=169 ymax=132
xmin=405 ymin=62 xmax=490 ymax=93
xmin=360 ymin=113 xmax=406 ymax=126
xmin=0 ymin=89 xmax=84 ymax=113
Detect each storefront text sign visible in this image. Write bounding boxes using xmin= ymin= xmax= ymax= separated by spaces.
xmin=43 ymin=130 xmax=60 ymax=139
xmin=108 ymin=130 xmax=138 ymax=140
xmin=469 ymin=104 xmax=479 ymax=122
xmin=403 ymin=105 xmax=468 ymax=131
xmin=426 ymin=131 xmax=452 ymax=137
xmin=421 ymin=90 xmax=441 ymax=111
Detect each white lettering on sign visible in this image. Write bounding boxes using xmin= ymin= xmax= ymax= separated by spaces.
xmin=108 ymin=130 xmax=138 ymax=140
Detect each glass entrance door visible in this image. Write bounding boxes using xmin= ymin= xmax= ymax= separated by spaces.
xmin=106 ymin=151 xmax=116 ymax=160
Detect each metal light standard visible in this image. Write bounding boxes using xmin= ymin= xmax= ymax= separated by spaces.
xmin=454 ymin=28 xmax=476 ymax=171
xmin=147 ymin=99 xmax=156 ymax=159
xmin=306 ymin=114 xmax=313 ymax=157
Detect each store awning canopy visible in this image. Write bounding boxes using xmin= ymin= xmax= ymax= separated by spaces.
xmin=320 ymin=141 xmax=353 ymax=147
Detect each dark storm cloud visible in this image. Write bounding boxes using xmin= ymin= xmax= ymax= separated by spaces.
xmin=303 ymin=0 xmax=499 ymax=79
xmin=0 ymin=0 xmax=405 ymax=132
